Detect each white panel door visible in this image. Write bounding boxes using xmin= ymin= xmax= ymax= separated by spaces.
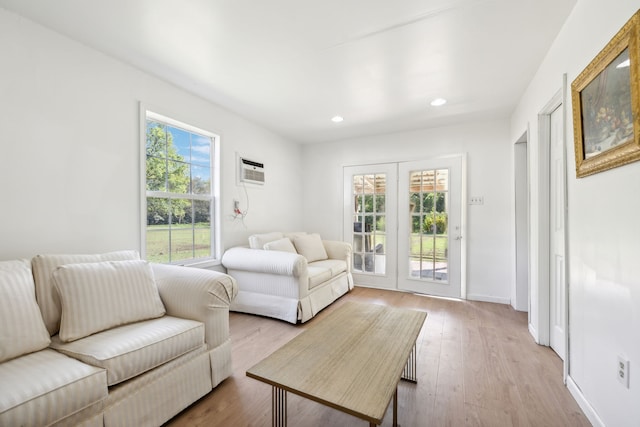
xmin=343 ymin=164 xmax=398 ymax=288
xmin=397 ymin=156 xmax=463 ymax=298
xmin=549 ymin=105 xmax=566 ymax=360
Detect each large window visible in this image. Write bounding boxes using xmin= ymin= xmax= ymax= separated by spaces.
xmin=143 ymin=111 xmax=219 ymax=265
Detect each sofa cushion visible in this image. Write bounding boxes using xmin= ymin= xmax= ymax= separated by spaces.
xmin=308 ymin=259 xmax=347 ymax=277
xmin=283 ymin=231 xmax=308 ymax=240
xmin=0 ymin=260 xmax=51 ymax=363
xmin=32 ymin=250 xmax=140 ymax=336
xmin=307 ymin=266 xmax=332 ymax=290
xmin=264 ymin=237 xmax=297 ymax=253
xmin=50 ymin=316 xmax=205 ymax=386
xmin=53 ymin=260 xmax=166 ymax=342
xmin=248 ymin=232 xmax=284 ymax=249
xmin=0 ymin=348 xmax=107 ymax=426
xmin=292 ymin=233 xmax=328 ymax=263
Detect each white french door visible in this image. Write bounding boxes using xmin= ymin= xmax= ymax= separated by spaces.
xmin=343 ymin=164 xmax=398 ymax=288
xmin=344 ymin=156 xmax=464 ymax=298
xmin=398 ymin=157 xmax=463 ymax=298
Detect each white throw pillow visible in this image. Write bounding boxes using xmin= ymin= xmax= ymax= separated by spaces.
xmin=263 ymin=237 xmax=298 ymax=253
xmin=0 ymin=260 xmax=51 ymax=362
xmin=292 ymin=234 xmax=329 ymax=263
xmin=248 ymin=232 xmax=284 ymax=249
xmin=31 ymin=250 xmax=141 ymax=336
xmin=53 ymin=260 xmax=166 ymax=342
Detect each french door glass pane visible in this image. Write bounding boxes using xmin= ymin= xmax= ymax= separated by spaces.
xmin=411 ymin=215 xmax=421 ymax=233
xmin=352 ymin=173 xmax=387 ymax=275
xmin=410 ymin=257 xmax=422 ymax=278
xmin=420 ymin=170 xmax=435 ymax=192
xmin=375 ymin=195 xmax=386 ymax=213
xmin=373 ymin=234 xmax=386 ymax=252
xmin=408 ymin=168 xmax=449 ymax=282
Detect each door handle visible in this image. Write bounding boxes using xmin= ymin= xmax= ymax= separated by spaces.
xmin=455 ymin=235 xmax=463 ymax=240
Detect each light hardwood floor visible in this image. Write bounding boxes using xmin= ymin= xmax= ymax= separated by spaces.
xmin=166 ymin=287 xmax=591 ymax=427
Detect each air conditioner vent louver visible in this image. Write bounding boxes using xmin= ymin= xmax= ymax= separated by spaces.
xmin=239 ymin=157 xmax=265 ymax=185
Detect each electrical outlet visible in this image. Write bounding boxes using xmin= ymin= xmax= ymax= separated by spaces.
xmin=617 ymin=355 xmax=630 ymax=388
xmin=469 ymin=196 xmax=484 ymax=205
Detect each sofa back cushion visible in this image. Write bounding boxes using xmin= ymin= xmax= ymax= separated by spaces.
xmin=53 ymin=260 xmax=166 ymax=342
xmin=263 ymin=237 xmax=298 ymax=253
xmin=283 ymin=231 xmax=308 ymax=240
xmin=0 ymin=260 xmax=51 ymax=362
xmin=292 ymin=234 xmax=329 ymax=263
xmin=32 ymin=250 xmax=140 ymax=335
xmin=248 ymin=232 xmax=284 ymax=249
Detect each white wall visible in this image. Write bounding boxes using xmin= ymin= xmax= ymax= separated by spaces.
xmin=511 ymin=1 xmax=640 ymax=425
xmin=301 ymin=120 xmax=514 ymax=303
xmin=0 ymin=9 xmax=302 ymax=261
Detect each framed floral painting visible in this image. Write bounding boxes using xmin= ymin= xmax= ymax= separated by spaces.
xmin=571 ymin=9 xmax=640 ymax=177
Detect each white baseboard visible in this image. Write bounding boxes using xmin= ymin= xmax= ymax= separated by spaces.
xmin=528 ymin=323 xmax=539 ymax=344
xmin=355 ymin=287 xmax=511 ymax=306
xmin=353 ymin=283 xmax=397 ymax=291
xmin=466 ymin=293 xmax=511 ymax=305
xmin=567 ymin=376 xmax=604 ymax=427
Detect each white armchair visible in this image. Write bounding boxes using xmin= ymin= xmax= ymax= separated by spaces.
xmin=221 ymin=232 xmax=353 ymax=323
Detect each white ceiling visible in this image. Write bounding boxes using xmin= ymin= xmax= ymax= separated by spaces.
xmin=0 ymin=0 xmax=576 ymax=143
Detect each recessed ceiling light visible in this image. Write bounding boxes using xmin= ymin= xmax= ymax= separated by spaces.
xmin=430 ymin=98 xmax=447 ymax=107
xmin=331 ymin=116 xmax=344 ymax=123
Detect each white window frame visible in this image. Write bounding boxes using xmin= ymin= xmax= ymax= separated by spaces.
xmin=140 ymin=105 xmax=221 ymax=267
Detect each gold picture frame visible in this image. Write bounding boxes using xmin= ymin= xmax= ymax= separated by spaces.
xmin=571 ymin=9 xmax=640 ymax=178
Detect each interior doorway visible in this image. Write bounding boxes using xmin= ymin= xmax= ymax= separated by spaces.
xmin=513 ymin=135 xmax=529 ymax=313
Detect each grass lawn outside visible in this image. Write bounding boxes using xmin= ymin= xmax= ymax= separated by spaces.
xmin=354 ymin=233 xmax=448 ymax=267
xmin=146 ymin=224 xmax=210 ymax=263
xmin=410 ymin=233 xmax=448 ymax=261
xmin=354 ymin=232 xmax=448 ymax=261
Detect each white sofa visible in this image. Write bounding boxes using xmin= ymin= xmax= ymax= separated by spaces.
xmin=221 ymin=232 xmax=353 ymax=324
xmin=0 ymin=250 xmax=238 ymax=427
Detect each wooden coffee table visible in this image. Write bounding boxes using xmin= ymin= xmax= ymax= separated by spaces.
xmin=246 ymin=301 xmax=427 ymax=426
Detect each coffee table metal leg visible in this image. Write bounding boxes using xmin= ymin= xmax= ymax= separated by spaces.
xmin=393 ymin=386 xmax=398 ymax=427
xmin=401 ymin=343 xmax=418 ymax=383
xmin=272 ymin=386 xmax=287 ymax=427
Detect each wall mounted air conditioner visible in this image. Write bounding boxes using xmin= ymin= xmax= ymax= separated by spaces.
xmin=238 ymin=156 xmax=265 ymax=185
